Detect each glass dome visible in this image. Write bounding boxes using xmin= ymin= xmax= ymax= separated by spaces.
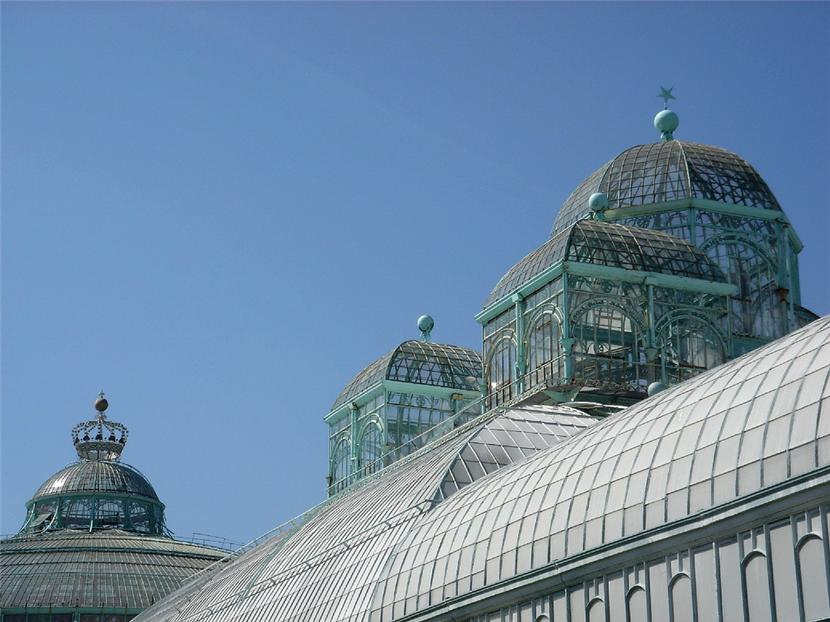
xmin=31 ymin=460 xmax=159 ymax=502
xmin=552 ymin=141 xmax=781 ymax=235
xmin=332 ymin=340 xmax=482 ymax=409
xmin=485 ymin=219 xmax=726 ymax=308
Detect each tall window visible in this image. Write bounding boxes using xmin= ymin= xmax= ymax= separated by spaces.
xmin=62 ymin=498 xmax=94 ymax=529
xmin=526 ymin=311 xmax=562 ymax=389
xmin=359 ymin=423 xmax=383 ymax=476
xmin=95 ymin=500 xmax=124 ymax=529
xmin=572 ymin=305 xmax=642 ymax=386
xmin=705 ymin=239 xmax=781 ymax=338
xmin=330 ymin=440 xmax=351 ymax=494
xmin=486 ymin=337 xmax=515 ymax=408
xmin=659 ymin=316 xmax=724 ymax=383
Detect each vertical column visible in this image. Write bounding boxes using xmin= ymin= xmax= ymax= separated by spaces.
xmin=774 ymin=221 xmax=790 ymax=335
xmin=560 ymin=272 xmax=574 ymax=381
xmin=349 ymin=403 xmax=359 ymax=481
xmin=688 ymin=206 xmax=697 ymax=246
xmin=783 ymin=225 xmax=795 ymax=330
xmin=513 ymin=293 xmax=526 ymax=395
xmin=644 ymin=283 xmax=659 ymax=383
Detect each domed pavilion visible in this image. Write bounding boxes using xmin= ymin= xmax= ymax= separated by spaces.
xmin=0 ymin=395 xmax=227 ymax=622
xmin=325 ymin=316 xmax=483 ymax=495
xmin=476 ymin=103 xmax=818 ymax=409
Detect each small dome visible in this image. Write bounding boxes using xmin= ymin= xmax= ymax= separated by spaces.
xmin=552 ymin=140 xmax=781 ymax=236
xmin=485 ymin=219 xmax=726 ymax=308
xmin=31 ymin=460 xmax=159 ymax=503
xmin=332 ymin=341 xmax=482 ymax=410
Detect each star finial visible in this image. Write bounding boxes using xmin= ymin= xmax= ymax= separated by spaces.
xmin=657 ymin=86 xmax=676 ymax=109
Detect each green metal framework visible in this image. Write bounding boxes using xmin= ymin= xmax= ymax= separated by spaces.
xmin=550 ymin=139 xmax=815 ymax=348
xmin=479 ymin=220 xmax=732 ymax=408
xmin=21 ymin=461 xmax=165 ymax=535
xmin=477 ymin=128 xmax=820 ymax=410
xmin=326 ymin=340 xmax=482 ymax=495
xmin=0 ymin=401 xmax=226 ymax=621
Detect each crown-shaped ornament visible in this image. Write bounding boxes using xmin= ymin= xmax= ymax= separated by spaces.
xmin=71 ymin=392 xmax=129 ymax=461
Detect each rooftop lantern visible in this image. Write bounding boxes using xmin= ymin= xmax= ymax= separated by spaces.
xmin=71 ymin=391 xmax=129 ymax=461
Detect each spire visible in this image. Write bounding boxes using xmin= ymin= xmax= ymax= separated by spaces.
xmin=71 ymin=391 xmax=129 ymax=461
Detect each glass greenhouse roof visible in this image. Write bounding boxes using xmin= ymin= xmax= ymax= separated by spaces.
xmin=435 ymin=405 xmax=596 ymax=502
xmin=0 ymin=530 xmax=224 ymax=610
xmin=31 ymin=460 xmax=160 ymax=503
xmin=331 ymin=341 xmax=483 ymax=410
xmin=552 ymin=140 xmax=781 ymax=235
xmin=485 ymin=219 xmax=725 ymax=308
xmin=132 ymin=404 xmax=597 ymax=622
xmin=134 ymin=313 xmax=830 ymax=622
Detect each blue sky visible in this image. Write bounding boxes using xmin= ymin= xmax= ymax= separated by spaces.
xmin=2 ymin=2 xmax=828 ymax=544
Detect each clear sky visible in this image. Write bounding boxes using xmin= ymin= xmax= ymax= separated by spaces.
xmin=2 ymin=2 xmax=828 ymax=544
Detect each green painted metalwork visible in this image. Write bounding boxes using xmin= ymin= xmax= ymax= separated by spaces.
xmin=601 ymin=197 xmax=804 ymax=251
xmin=0 ymin=399 xmax=226 ymax=619
xmin=325 ymin=333 xmax=482 ymax=496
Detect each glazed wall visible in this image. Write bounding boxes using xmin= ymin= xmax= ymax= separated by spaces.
xmin=468 ymin=502 xmax=830 ymax=622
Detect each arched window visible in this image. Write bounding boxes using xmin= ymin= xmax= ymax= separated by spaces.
xmin=704 ymin=238 xmax=781 ymax=338
xmin=659 ymin=315 xmax=725 ymax=383
xmin=359 ymin=423 xmax=383 ymax=477
xmin=526 ymin=310 xmax=562 ymax=389
xmin=486 ymin=337 xmax=515 ymax=408
xmin=61 ymin=498 xmax=94 ymax=529
xmin=95 ymin=500 xmax=124 ymax=529
xmin=798 ymin=535 xmax=830 ymax=620
xmin=572 ymin=304 xmax=643 ymax=386
xmin=330 ymin=439 xmax=351 ymax=494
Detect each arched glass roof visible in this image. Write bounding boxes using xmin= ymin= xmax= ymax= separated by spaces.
xmin=0 ymin=530 xmax=224 ymax=610
xmin=332 ymin=341 xmax=483 ymax=410
xmin=132 ymin=405 xmax=596 ymax=622
xmin=370 ymin=314 xmax=829 ymax=617
xmin=30 ymin=460 xmax=160 ymax=504
xmin=485 ymin=219 xmax=725 ymax=308
xmin=552 ymin=141 xmax=781 ymax=235
xmin=135 ymin=313 xmax=829 ymax=622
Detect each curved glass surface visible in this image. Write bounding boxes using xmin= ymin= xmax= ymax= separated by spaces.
xmin=132 ymin=405 xmax=596 ymax=622
xmin=31 ymin=460 xmax=159 ymax=502
xmin=485 ymin=220 xmax=725 ymax=308
xmin=371 ymin=314 xmax=830 ymax=617
xmin=552 ymin=141 xmax=781 ymax=235
xmin=435 ymin=405 xmax=596 ymax=502
xmin=136 ymin=314 xmax=829 ymax=622
xmin=0 ymin=531 xmax=223 ymax=610
xmin=332 ymin=341 xmax=482 ymax=409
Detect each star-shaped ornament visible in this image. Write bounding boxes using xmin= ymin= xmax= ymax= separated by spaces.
xmin=657 ymin=86 xmax=676 ymax=107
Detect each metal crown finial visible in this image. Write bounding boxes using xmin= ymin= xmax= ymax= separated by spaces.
xmin=657 ymin=86 xmax=676 ymax=109
xmin=73 ymin=392 xmax=128 ymax=461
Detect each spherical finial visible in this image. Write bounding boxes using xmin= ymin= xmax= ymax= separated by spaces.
xmin=94 ymin=392 xmax=109 ymax=413
xmin=647 ymin=381 xmax=667 ymax=397
xmin=654 ymin=109 xmax=679 ymax=141
xmin=417 ymin=314 xmax=434 ymax=342
xmin=588 ymin=192 xmax=608 ymax=212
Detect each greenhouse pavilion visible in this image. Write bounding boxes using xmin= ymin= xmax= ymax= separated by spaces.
xmin=0 ymin=396 xmax=226 ymax=621
xmin=3 ymin=98 xmax=828 ymax=622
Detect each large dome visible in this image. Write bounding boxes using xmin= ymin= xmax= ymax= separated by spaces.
xmin=0 ymin=530 xmax=223 ymax=612
xmin=552 ymin=140 xmax=781 ymax=235
xmin=31 ymin=460 xmax=159 ymax=503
